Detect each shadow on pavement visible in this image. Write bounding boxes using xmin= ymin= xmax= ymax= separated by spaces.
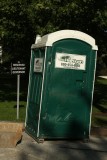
xmin=17 ymin=133 xmax=107 ymax=160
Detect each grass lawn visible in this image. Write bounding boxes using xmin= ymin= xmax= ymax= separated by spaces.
xmin=0 ymin=101 xmax=26 ymax=122
xmin=92 ymin=77 xmax=107 ymax=127
xmin=0 ymin=74 xmax=28 ymax=122
xmin=0 ymin=74 xmax=107 ymax=128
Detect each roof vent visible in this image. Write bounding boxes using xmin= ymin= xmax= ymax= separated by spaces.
xmin=35 ymin=35 xmax=41 ymax=44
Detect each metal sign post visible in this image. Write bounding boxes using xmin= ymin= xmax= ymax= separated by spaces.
xmin=17 ymin=74 xmax=20 ymax=119
xmin=11 ymin=61 xmax=26 ymax=120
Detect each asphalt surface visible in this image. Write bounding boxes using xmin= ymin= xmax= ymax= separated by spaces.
xmin=0 ymin=132 xmax=107 ymax=160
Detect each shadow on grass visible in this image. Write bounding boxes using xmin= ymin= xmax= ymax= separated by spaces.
xmin=92 ymin=78 xmax=107 ymax=127
xmin=95 ymin=117 xmax=107 ymax=127
xmin=93 ymin=78 xmax=107 ymax=113
xmin=13 ymin=105 xmax=25 ymax=108
xmin=0 ymin=74 xmax=28 ymax=102
xmin=94 ymin=104 xmax=107 ymax=113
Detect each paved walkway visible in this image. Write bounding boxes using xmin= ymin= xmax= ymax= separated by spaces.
xmin=98 ymin=76 xmax=107 ymax=79
xmin=0 ymin=132 xmax=107 ymax=160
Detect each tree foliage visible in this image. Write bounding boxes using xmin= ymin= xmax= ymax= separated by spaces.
xmin=0 ymin=0 xmax=107 ymax=73
xmin=0 ymin=0 xmax=34 ymax=63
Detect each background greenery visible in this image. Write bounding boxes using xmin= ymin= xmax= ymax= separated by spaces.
xmin=0 ymin=0 xmax=107 ymax=75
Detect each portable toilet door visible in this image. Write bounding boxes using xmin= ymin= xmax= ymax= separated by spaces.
xmin=25 ymin=30 xmax=98 ymax=142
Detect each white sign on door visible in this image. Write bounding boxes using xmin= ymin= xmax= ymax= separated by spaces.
xmin=34 ymin=58 xmax=43 ymax=72
xmin=55 ymin=53 xmax=86 ymax=70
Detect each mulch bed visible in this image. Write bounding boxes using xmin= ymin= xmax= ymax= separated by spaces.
xmin=91 ymin=127 xmax=107 ymax=137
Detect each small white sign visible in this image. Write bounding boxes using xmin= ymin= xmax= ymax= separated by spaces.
xmin=34 ymin=58 xmax=43 ymax=72
xmin=55 ymin=53 xmax=86 ymax=70
xmin=11 ymin=63 xmax=26 ymax=74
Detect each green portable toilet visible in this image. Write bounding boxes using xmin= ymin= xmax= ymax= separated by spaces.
xmin=25 ymin=30 xmax=98 ymax=142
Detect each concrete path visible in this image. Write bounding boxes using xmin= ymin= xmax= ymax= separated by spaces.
xmin=0 ymin=132 xmax=107 ymax=160
xmin=98 ymin=76 xmax=107 ymax=79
